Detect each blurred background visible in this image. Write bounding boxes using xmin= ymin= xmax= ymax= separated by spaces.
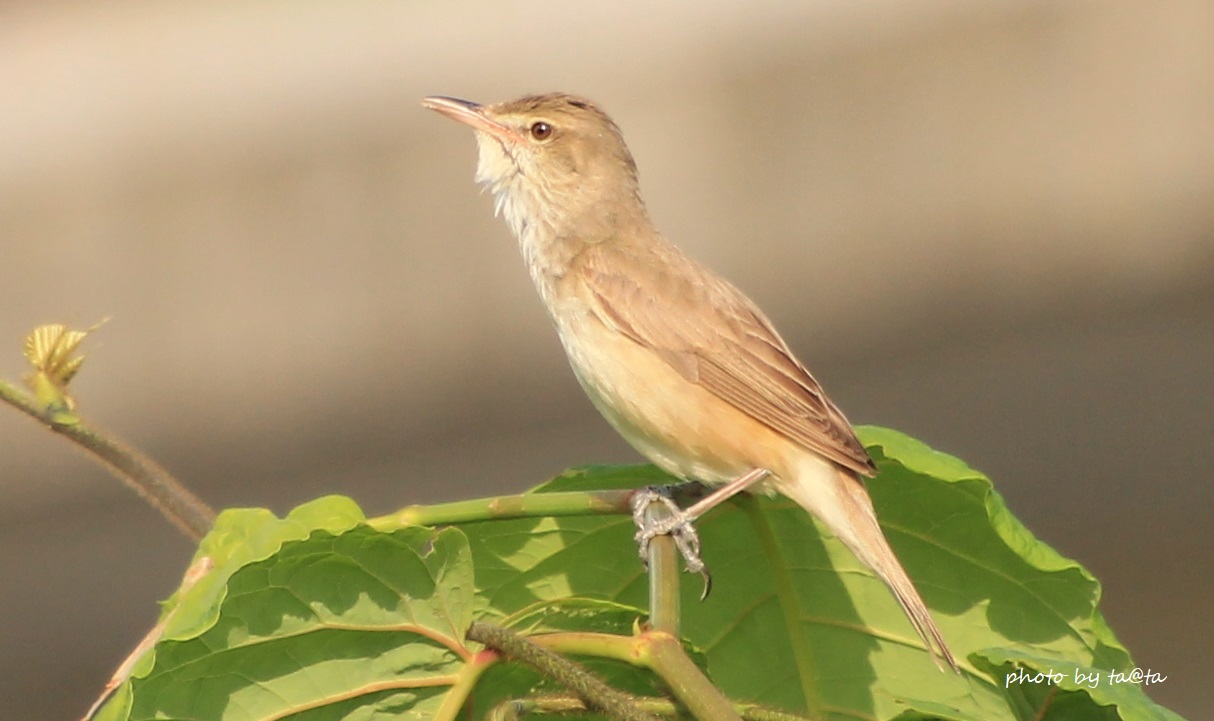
xmin=1 ymin=0 xmax=1209 ymax=717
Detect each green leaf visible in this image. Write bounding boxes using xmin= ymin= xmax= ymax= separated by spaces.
xmin=99 ymin=429 xmax=1184 ymax=721
xmin=973 ymin=648 xmax=1183 ymax=721
xmin=100 ymin=498 xmax=476 ymax=721
xmin=164 ymin=495 xmax=370 ymax=641
xmin=500 ymin=597 xmax=649 ymax=635
xmin=453 ymin=427 xmax=1179 ymax=721
xmin=471 ymin=597 xmax=707 ymax=720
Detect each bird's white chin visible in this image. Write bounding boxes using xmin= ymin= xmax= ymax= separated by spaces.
xmin=468 ymin=134 xmax=521 ymax=234
xmin=467 ymin=132 xmax=565 ymax=296
xmin=472 ymin=133 xmax=517 ymax=191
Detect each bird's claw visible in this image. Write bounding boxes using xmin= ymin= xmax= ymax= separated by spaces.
xmin=630 ymin=486 xmax=712 ymax=598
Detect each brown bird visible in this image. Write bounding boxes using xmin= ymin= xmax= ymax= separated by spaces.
xmin=422 ymin=92 xmax=958 ymax=672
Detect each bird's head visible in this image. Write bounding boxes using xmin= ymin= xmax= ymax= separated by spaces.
xmin=422 ymin=93 xmax=645 ymax=241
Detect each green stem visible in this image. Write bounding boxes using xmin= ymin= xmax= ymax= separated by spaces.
xmin=0 ymin=379 xmax=215 ymax=540
xmin=468 ymin=622 xmax=659 ymax=721
xmin=642 ymin=632 xmax=743 ymax=721
xmin=434 ymin=647 xmax=498 ymax=721
xmin=530 ymin=631 xmax=640 ymax=659
xmin=488 ymin=694 xmax=679 ymax=721
xmin=642 ymin=501 xmax=682 ymax=637
xmin=736 ymin=705 xmax=819 ymax=721
xmin=531 ymin=631 xmax=742 ymax=721
xmin=504 ymin=631 xmax=814 ymax=721
xmin=487 ymin=693 xmax=812 ymax=721
xmin=369 ymin=489 xmax=635 ymax=529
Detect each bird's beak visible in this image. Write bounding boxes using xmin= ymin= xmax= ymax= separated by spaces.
xmin=421 ymin=96 xmax=519 ymax=145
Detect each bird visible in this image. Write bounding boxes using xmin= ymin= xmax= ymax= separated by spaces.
xmin=422 ymin=92 xmax=958 ymax=672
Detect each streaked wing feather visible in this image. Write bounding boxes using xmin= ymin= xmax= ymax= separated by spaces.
xmin=580 ymin=245 xmax=876 ymax=477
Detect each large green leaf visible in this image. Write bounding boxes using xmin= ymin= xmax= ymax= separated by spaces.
xmin=469 ymin=597 xmax=699 ymax=720
xmin=456 ymin=427 xmax=1173 ymax=721
xmin=95 ymin=428 xmax=1184 ymax=721
xmin=97 ymin=498 xmax=476 ymax=721
xmin=973 ymin=649 xmax=1183 ymax=721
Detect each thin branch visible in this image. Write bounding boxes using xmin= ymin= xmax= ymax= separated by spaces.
xmin=643 ymin=499 xmax=684 ymax=637
xmin=372 ymin=489 xmax=637 ymax=529
xmin=373 ymin=482 xmax=715 ymax=533
xmin=467 ymin=621 xmax=660 ymax=721
xmin=0 ymin=379 xmax=215 ymax=541
xmin=487 ymin=694 xmax=814 ymax=721
xmin=530 ymin=631 xmax=793 ymax=721
xmin=642 ymin=632 xmax=743 ymax=721
xmin=488 ymin=694 xmax=677 ymax=721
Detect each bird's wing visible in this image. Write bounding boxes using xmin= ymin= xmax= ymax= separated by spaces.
xmin=577 ymin=242 xmax=876 ymax=477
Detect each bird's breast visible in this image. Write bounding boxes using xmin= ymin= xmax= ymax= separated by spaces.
xmin=552 ymin=308 xmax=799 ymax=486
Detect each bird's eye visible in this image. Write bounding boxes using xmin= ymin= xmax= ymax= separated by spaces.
xmin=529 ymin=121 xmax=553 ymax=141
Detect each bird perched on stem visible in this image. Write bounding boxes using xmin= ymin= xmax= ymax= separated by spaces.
xmin=422 ymin=92 xmax=958 ymax=672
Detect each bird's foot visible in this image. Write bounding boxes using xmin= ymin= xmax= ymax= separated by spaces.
xmin=630 ymin=486 xmax=712 ymax=596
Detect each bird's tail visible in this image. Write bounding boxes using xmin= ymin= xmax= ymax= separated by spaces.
xmin=779 ymin=460 xmax=959 ymax=673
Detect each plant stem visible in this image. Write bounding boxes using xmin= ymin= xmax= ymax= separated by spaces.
xmin=642 ymin=631 xmax=744 ymax=721
xmin=0 ymin=379 xmax=215 ymax=541
xmin=434 ymin=647 xmax=499 ymax=721
xmin=517 ymin=632 xmax=812 ymax=721
xmin=643 ymin=501 xmax=682 ymax=637
xmin=467 ymin=622 xmax=660 ymax=721
xmin=371 ymin=489 xmax=636 ymax=529
xmin=487 ymin=693 xmax=813 ymax=721
xmin=488 ymin=695 xmax=679 ymax=721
